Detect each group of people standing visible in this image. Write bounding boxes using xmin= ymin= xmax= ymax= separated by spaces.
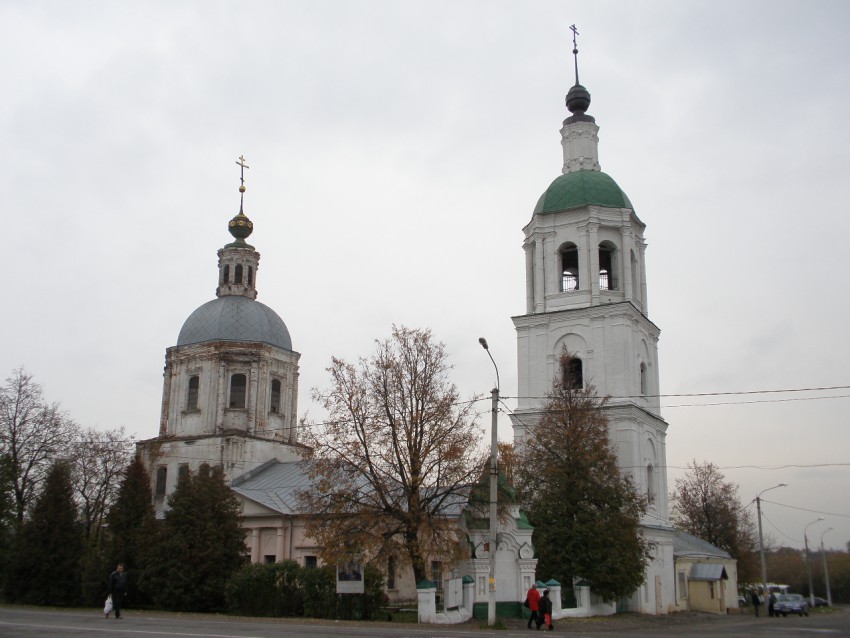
xmin=750 ymin=588 xmax=779 ymax=617
xmin=525 ymin=583 xmax=554 ymax=631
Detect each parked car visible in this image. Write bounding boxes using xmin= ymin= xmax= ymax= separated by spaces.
xmin=811 ymin=596 xmax=829 ymax=607
xmin=774 ymin=594 xmax=809 ymax=617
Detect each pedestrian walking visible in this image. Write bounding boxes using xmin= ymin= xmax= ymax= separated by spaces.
xmin=108 ymin=563 xmax=127 ymax=619
xmin=750 ymin=589 xmax=761 ymax=618
xmin=768 ymin=591 xmax=777 ymax=617
xmin=525 ymin=583 xmax=542 ymax=629
xmin=540 ymin=588 xmax=553 ymax=631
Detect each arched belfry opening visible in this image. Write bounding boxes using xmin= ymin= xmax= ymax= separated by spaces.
xmin=560 ymin=242 xmax=580 ymax=291
xmin=599 ymin=241 xmax=617 ymax=291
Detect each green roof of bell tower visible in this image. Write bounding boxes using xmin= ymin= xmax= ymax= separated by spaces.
xmin=533 ymin=170 xmax=632 ymax=215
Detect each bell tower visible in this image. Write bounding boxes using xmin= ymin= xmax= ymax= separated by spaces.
xmin=511 ymin=28 xmax=675 ymax=613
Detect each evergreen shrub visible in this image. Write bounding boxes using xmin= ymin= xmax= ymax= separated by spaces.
xmin=225 ymin=561 xmax=385 ymax=620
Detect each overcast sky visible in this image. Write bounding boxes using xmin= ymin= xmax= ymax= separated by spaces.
xmin=2 ymin=1 xmax=849 ymax=555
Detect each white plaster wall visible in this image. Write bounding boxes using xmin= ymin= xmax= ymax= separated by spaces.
xmin=161 ymin=342 xmax=299 ymax=441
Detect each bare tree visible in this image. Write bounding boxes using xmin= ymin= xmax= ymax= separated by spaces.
xmin=70 ymin=425 xmax=134 ymax=542
xmin=0 ymin=368 xmax=78 ymax=522
xmin=670 ymin=460 xmax=759 ymax=582
xmin=299 ymin=326 xmax=484 ymax=584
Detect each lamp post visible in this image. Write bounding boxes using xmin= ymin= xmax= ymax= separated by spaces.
xmin=820 ymin=527 xmax=833 ymax=607
xmin=755 ymin=483 xmax=787 ymax=604
xmin=478 ymin=337 xmax=499 ymax=627
xmin=804 ymin=517 xmax=825 ymax=607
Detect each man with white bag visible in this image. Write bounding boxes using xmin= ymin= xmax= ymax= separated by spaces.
xmin=108 ymin=563 xmax=127 ymax=619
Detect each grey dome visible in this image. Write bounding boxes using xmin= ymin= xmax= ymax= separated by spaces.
xmin=177 ymin=296 xmax=292 ymax=350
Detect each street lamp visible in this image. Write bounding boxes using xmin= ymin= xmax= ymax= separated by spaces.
xmin=755 ymin=483 xmax=787 ymax=604
xmin=820 ymin=527 xmax=834 ymax=607
xmin=804 ymin=517 xmax=825 ymax=607
xmin=478 ymin=337 xmax=499 ymax=627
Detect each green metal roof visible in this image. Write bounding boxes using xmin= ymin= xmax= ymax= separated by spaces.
xmin=533 ymin=170 xmax=633 ymax=215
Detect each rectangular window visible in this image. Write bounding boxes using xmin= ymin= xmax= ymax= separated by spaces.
xmin=304 ymin=556 xmax=317 ymax=569
xmin=230 ymin=373 xmax=247 ymax=409
xmin=677 ymin=571 xmax=687 ymax=600
xmin=155 ymin=466 xmax=167 ymax=496
xmin=270 ymin=379 xmax=281 ymax=414
xmin=178 ymin=463 xmax=189 ymax=482
xmin=387 ymin=556 xmax=396 ymax=590
xmin=187 ymin=375 xmax=199 ymax=411
xmin=264 ymin=555 xmax=276 ymax=564
xmin=431 ymin=560 xmax=443 ymax=592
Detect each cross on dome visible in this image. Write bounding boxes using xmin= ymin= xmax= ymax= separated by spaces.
xmin=228 ymin=154 xmax=254 ymax=242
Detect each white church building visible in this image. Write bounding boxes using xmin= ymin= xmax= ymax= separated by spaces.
xmin=135 ymin=46 xmax=716 ymax=616
xmin=136 ymin=174 xmax=307 ymax=512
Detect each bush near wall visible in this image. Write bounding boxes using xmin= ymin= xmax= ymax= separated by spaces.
xmin=225 ymin=561 xmax=386 ymax=619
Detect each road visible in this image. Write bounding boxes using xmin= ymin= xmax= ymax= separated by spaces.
xmin=0 ymin=606 xmax=848 ymax=638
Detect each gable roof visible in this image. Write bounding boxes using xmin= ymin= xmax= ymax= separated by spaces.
xmin=673 ymin=530 xmax=733 ymax=560
xmin=230 ymin=459 xmax=470 ymax=518
xmin=230 ymin=459 xmax=313 ymax=515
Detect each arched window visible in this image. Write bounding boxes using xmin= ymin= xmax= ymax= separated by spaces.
xmin=223 ymin=264 xmax=230 ymax=284
xmin=639 ymin=362 xmax=648 ymax=396
xmin=229 ymin=373 xmax=247 ymax=409
xmin=248 ymin=266 xmax=254 ymax=285
xmin=562 ymin=357 xmax=583 ymax=390
xmin=234 ymin=264 xmax=244 ymax=284
xmin=599 ymin=242 xmax=617 ymax=290
xmin=647 ymin=464 xmax=656 ymax=504
xmin=187 ymin=375 xmax=199 ymax=410
xmin=270 ymin=379 xmax=281 ymax=414
xmin=560 ymin=243 xmax=579 ymax=291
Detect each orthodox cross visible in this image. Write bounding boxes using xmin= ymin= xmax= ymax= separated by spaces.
xmin=235 ymin=154 xmax=249 ymax=212
xmin=236 ymin=155 xmax=249 ymax=189
xmin=570 ymin=24 xmax=581 ymax=85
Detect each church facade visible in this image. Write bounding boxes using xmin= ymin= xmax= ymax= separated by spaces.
xmin=509 ymin=66 xmax=676 ymax=613
xmin=137 ymin=47 xmax=691 ymax=614
xmin=136 ymin=178 xmax=306 ymax=515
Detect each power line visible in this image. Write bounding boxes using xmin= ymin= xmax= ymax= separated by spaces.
xmin=759 ymin=509 xmax=798 ymax=544
xmin=502 ymin=392 xmax=850 ymax=409
xmin=503 ymin=384 xmax=850 ymax=401
xmin=661 ymin=394 xmax=850 ymax=409
xmin=761 ymin=498 xmax=850 ymax=520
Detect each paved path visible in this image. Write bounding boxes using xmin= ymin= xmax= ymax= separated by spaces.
xmin=0 ymin=605 xmax=848 ymax=638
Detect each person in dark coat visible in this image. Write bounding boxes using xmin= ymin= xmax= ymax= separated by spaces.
xmin=540 ymin=589 xmax=554 ymax=631
xmin=526 ymin=583 xmax=542 ymax=629
xmin=751 ymin=589 xmax=761 ymax=617
xmin=109 ymin=564 xmax=128 ymax=619
xmin=768 ymin=591 xmax=777 ymax=617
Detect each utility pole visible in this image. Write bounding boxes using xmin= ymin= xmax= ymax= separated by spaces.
xmin=804 ymin=517 xmax=825 ymax=607
xmin=479 ymin=338 xmax=499 ymax=627
xmin=821 ymin=527 xmax=833 ymax=607
xmin=756 ymin=483 xmax=787 ymax=604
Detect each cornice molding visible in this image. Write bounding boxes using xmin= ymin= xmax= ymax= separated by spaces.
xmin=511 ymin=301 xmax=660 ymax=336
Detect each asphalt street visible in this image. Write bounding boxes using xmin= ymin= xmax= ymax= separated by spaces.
xmin=0 ymin=606 xmax=848 ymax=638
